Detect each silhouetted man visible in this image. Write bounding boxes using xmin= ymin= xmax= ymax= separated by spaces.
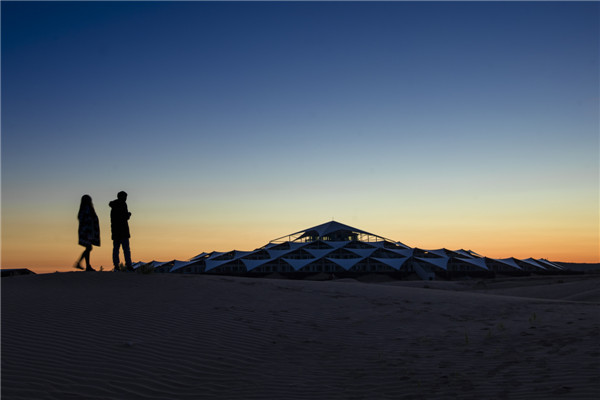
xmin=109 ymin=191 xmax=133 ymax=271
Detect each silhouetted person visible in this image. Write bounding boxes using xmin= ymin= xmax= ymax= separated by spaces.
xmin=109 ymin=191 xmax=133 ymax=271
xmin=75 ymin=194 xmax=100 ymax=271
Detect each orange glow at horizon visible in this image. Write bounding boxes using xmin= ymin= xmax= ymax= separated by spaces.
xmin=2 ymin=218 xmax=598 ymax=275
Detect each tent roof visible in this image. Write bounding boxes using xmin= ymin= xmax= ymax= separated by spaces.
xmin=241 ymin=258 xmax=274 ymax=271
xmin=456 ymin=257 xmax=488 ymax=270
xmin=519 ymin=258 xmax=547 ymax=270
xmin=453 ymin=249 xmax=475 ymax=258
xmin=415 ymin=256 xmax=449 ymax=270
xmin=327 ymin=256 xmax=366 ymax=271
xmin=190 ymin=252 xmax=210 ymax=261
xmin=372 ymin=257 xmax=410 ymax=270
xmin=536 ymin=259 xmax=565 ymax=270
xmin=346 ymin=248 xmax=377 ymax=258
xmin=305 ymin=248 xmax=336 ymax=258
xmin=325 ymin=241 xmax=351 ymax=249
xmin=205 ymin=259 xmax=235 ymax=272
xmin=488 ymin=257 xmax=522 ymax=270
xmin=152 ymin=260 xmax=173 ymax=269
xmin=267 ymin=248 xmax=296 ymax=259
xmin=170 ymin=260 xmax=200 ymax=272
xmin=207 ymin=251 xmax=228 ymax=260
xmin=385 ymin=248 xmax=414 ymax=258
xmin=420 ymin=249 xmax=449 ymax=258
xmin=282 ymin=258 xmax=317 ymax=271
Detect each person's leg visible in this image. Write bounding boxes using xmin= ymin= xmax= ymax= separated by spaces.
xmin=75 ymin=249 xmax=85 ymax=270
xmin=84 ymin=245 xmax=95 ymax=271
xmin=113 ymin=239 xmax=121 ymax=270
xmin=122 ymin=238 xmax=132 ymax=270
xmin=83 ymin=245 xmax=91 ymax=268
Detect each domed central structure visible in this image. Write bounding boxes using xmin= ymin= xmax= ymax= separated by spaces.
xmin=269 ymin=220 xmax=403 ymax=245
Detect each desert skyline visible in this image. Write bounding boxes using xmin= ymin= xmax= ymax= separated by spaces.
xmin=2 ymin=1 xmax=598 ymax=272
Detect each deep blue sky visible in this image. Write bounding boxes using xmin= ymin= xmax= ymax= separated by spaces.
xmin=2 ymin=1 xmax=598 ymax=269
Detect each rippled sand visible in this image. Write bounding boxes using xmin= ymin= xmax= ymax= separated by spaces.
xmin=2 ymin=272 xmax=599 ymax=399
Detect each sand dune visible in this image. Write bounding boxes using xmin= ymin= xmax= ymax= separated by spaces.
xmin=2 ymin=272 xmax=599 ymax=399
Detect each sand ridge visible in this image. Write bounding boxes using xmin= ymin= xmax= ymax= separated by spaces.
xmin=2 ymin=272 xmax=599 ymax=399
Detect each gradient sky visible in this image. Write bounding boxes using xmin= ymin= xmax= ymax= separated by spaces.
xmin=2 ymin=1 xmax=598 ymax=273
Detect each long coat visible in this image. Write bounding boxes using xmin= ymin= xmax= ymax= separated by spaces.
xmin=109 ymin=199 xmax=131 ymax=240
xmin=78 ymin=206 xmax=100 ymax=247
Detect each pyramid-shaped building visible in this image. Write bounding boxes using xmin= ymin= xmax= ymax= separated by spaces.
xmin=135 ymin=221 xmax=564 ymax=280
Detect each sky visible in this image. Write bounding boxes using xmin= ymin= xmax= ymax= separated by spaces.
xmin=1 ymin=1 xmax=598 ymax=273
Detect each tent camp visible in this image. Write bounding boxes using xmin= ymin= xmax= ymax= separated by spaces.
xmin=135 ymin=221 xmax=563 ymax=280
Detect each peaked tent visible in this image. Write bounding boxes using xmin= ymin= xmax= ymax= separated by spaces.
xmin=386 ymin=248 xmax=414 ymax=258
xmin=372 ymin=257 xmax=410 ymax=270
xmin=267 ymin=248 xmax=296 ymax=259
xmin=346 ymin=248 xmax=377 ymax=258
xmin=170 ymin=260 xmax=199 ymax=273
xmin=537 ymin=259 xmax=565 ymax=270
xmin=205 ymin=259 xmax=235 ymax=272
xmin=241 ymin=258 xmax=274 ymax=271
xmin=305 ymin=248 xmax=336 ymax=259
xmin=415 ymin=256 xmax=450 ymax=270
xmin=456 ymin=257 xmax=488 ymax=270
xmin=489 ymin=257 xmax=522 ymax=270
xmin=282 ymin=258 xmax=317 ymax=271
xmin=327 ymin=257 xmax=366 ymax=271
xmin=519 ymin=258 xmax=547 ymax=270
xmin=421 ymin=249 xmax=449 ymax=258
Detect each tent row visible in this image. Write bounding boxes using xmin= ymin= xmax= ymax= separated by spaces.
xmin=131 ymin=221 xmax=564 ymax=280
xmin=133 ymin=248 xmax=563 ymax=276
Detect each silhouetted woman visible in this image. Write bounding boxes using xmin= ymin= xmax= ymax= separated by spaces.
xmin=75 ymin=194 xmax=100 ymax=271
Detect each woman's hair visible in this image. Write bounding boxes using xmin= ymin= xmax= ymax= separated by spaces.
xmin=78 ymin=194 xmax=95 ymax=219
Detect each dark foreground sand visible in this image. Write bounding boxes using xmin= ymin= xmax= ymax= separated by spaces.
xmin=2 ymin=272 xmax=599 ymax=399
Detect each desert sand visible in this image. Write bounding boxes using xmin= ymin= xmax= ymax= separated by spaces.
xmin=2 ymin=272 xmax=599 ymax=399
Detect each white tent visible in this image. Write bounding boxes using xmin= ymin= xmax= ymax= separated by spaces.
xmin=305 ymin=248 xmax=336 ymax=259
xmin=422 ymin=249 xmax=449 ymax=258
xmin=267 ymin=248 xmax=296 ymax=259
xmin=489 ymin=257 xmax=522 ymax=270
xmin=327 ymin=241 xmax=352 ymax=249
xmin=456 ymin=257 xmax=488 ymax=270
xmin=346 ymin=248 xmax=377 ymax=258
xmin=415 ymin=256 xmax=449 ymax=270
xmin=453 ymin=250 xmax=473 ymax=258
xmin=386 ymin=248 xmax=414 ymax=258
xmin=282 ymin=258 xmax=317 ymax=271
xmin=327 ymin=257 xmax=366 ymax=271
xmin=372 ymin=257 xmax=410 ymax=270
xmin=131 ymin=261 xmax=146 ymax=270
xmin=519 ymin=258 xmax=547 ymax=270
xmin=152 ymin=261 xmax=172 ymax=269
xmin=537 ymin=259 xmax=565 ymax=270
xmin=205 ymin=259 xmax=235 ymax=272
xmin=241 ymin=258 xmax=274 ymax=271
xmin=190 ymin=252 xmax=209 ymax=261
xmin=169 ymin=260 xmax=198 ymax=273
xmin=207 ymin=252 xmax=227 ymax=260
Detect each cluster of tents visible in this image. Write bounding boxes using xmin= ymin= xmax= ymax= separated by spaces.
xmin=131 ymin=221 xmax=565 ymax=280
